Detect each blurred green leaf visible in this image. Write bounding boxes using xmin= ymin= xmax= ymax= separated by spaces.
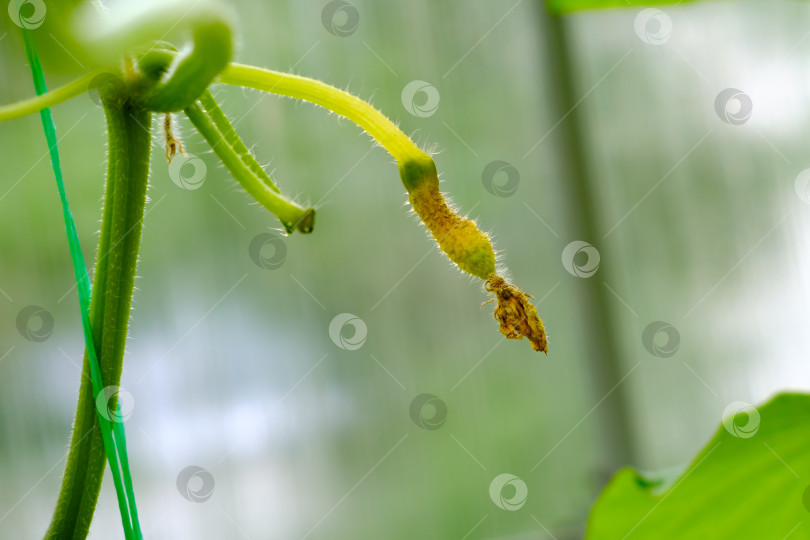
xmin=587 ymin=393 xmax=810 ymax=539
xmin=546 ymin=0 xmax=695 ymax=14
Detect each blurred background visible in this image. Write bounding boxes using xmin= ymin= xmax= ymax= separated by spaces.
xmin=2 ymin=0 xmax=810 ymax=538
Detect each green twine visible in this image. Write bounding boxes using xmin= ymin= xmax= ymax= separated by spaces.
xmin=20 ymin=27 xmax=142 ymax=540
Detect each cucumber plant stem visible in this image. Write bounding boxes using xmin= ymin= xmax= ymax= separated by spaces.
xmin=198 ymin=89 xmax=282 ymax=194
xmin=0 ymin=71 xmax=101 ymax=122
xmin=46 ymin=95 xmax=152 ymax=540
xmin=184 ymin=100 xmax=314 ymax=233
xmin=219 ymin=63 xmax=424 ymax=163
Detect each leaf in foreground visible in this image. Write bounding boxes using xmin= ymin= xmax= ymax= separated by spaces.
xmin=546 ymin=0 xmax=696 ymax=14
xmin=587 ymin=393 xmax=810 ymax=539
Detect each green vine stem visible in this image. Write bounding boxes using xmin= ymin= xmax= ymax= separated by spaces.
xmin=46 ymin=90 xmax=152 ymax=539
xmin=198 ymin=90 xmax=282 ymax=194
xmin=220 ymin=64 xmax=423 ymax=163
xmin=0 ymin=71 xmax=100 ymax=122
xmin=20 ymin=22 xmax=139 ymax=537
xmin=133 ymin=16 xmax=231 ymax=112
xmin=184 ymin=100 xmax=315 ymax=233
xmin=137 ymin=49 xmax=314 ymax=234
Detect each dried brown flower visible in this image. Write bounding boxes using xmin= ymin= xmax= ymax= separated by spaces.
xmin=485 ymin=274 xmax=548 ymax=354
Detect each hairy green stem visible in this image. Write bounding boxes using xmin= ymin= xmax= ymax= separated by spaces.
xmin=184 ymin=101 xmax=315 ymax=233
xmin=216 ymin=63 xmax=441 ymax=194
xmin=219 ymin=63 xmax=423 ymax=163
xmin=46 ymin=94 xmax=151 ymax=540
xmin=0 ymin=71 xmax=101 ymax=122
xmin=21 ymin=22 xmax=138 ymax=537
xmin=198 ymin=90 xmax=281 ymax=194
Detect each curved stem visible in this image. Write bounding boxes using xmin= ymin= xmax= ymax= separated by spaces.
xmin=184 ymin=100 xmax=315 ymax=234
xmin=219 ymin=64 xmax=424 ymax=164
xmin=134 ymin=15 xmax=232 ymax=112
xmin=46 ymin=96 xmax=151 ymax=540
xmin=0 ymin=71 xmax=100 ymax=122
xmin=214 ymin=64 xmax=497 ymax=272
xmin=198 ymin=89 xmax=281 ymax=194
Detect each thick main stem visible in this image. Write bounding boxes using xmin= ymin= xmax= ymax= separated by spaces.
xmin=46 ymin=96 xmax=151 ymax=539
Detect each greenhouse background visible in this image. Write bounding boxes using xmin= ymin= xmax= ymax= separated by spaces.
xmin=2 ymin=0 xmax=810 ymax=537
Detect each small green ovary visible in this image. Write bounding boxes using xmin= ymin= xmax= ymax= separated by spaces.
xmin=404 ymin=159 xmax=496 ymax=280
xmin=445 ymin=233 xmax=496 ymax=279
